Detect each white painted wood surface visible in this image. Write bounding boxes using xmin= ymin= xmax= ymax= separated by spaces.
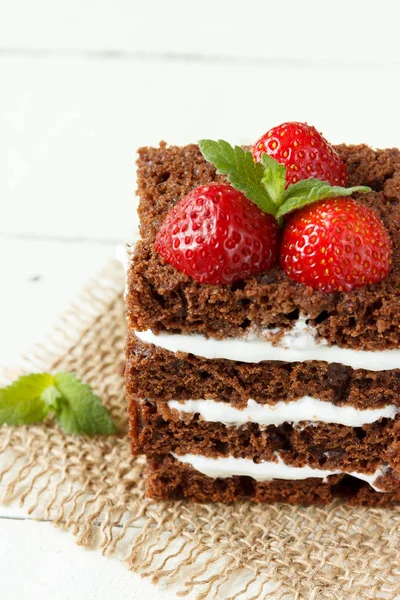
xmin=1 ymin=1 xmax=400 ymax=598
xmin=2 ymin=54 xmax=400 ymax=242
xmin=0 ymin=519 xmax=181 ymax=600
xmin=0 ymin=238 xmax=115 ymax=369
xmin=2 ymin=0 xmax=400 ymax=65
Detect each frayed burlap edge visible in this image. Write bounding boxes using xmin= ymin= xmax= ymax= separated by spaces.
xmin=1 ymin=260 xmax=400 ymax=600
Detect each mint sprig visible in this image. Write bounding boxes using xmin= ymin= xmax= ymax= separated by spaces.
xmin=198 ymin=139 xmax=370 ymax=222
xmin=0 ymin=372 xmax=117 ymax=436
xmin=275 ymin=179 xmax=368 ymax=219
xmin=260 ymin=153 xmax=287 ymax=207
xmin=197 ymin=139 xmax=276 ymax=214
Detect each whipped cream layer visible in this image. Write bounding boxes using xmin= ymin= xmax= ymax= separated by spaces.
xmin=172 ymin=453 xmax=387 ymax=492
xmin=167 ymin=396 xmax=398 ymax=428
xmin=136 ymin=321 xmax=400 ymax=371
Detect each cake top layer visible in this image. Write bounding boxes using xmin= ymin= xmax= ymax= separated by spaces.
xmin=127 ymin=143 xmax=400 ymax=351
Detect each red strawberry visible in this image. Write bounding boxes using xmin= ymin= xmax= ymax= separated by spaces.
xmin=156 ymin=183 xmax=279 ymax=285
xmin=279 ymin=198 xmax=392 ymax=293
xmin=251 ymin=122 xmax=347 ymax=188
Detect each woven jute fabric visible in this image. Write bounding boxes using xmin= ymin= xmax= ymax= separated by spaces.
xmin=1 ymin=260 xmax=400 ymax=600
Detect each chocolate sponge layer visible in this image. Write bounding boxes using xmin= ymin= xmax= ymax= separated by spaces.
xmin=129 ymin=400 xmax=400 ymax=484
xmin=127 ymin=143 xmax=400 ymax=351
xmin=126 ymin=335 xmax=400 ymax=410
xmin=145 ymin=455 xmax=400 ymax=506
xmin=129 ymin=398 xmax=400 ymax=476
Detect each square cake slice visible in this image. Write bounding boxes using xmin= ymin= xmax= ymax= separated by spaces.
xmin=125 ymin=140 xmax=400 ymax=506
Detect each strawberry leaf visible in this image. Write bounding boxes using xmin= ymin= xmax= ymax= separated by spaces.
xmin=198 ymin=139 xmax=276 ymax=215
xmin=261 ymin=153 xmax=286 ymax=207
xmin=276 ymin=180 xmax=371 ymax=219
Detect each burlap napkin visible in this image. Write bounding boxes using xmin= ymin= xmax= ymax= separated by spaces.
xmin=1 ymin=260 xmax=400 ymax=600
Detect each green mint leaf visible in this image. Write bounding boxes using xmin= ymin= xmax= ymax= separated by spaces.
xmin=260 ymin=153 xmax=287 ymax=207
xmin=53 ymin=372 xmax=117 ymax=436
xmin=55 ymin=401 xmax=82 ymax=435
xmin=198 ymin=138 xmax=371 ymax=225
xmin=276 ymin=180 xmax=371 ymax=219
xmin=42 ymin=384 xmax=62 ymax=408
xmin=0 ymin=373 xmax=55 ymax=426
xmin=0 ymin=372 xmax=116 ymax=436
xmin=198 ymin=139 xmax=276 ymax=215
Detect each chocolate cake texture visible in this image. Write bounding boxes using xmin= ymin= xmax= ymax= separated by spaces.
xmin=126 ymin=140 xmax=400 ymax=505
xmin=131 ymin=399 xmax=400 ymax=473
xmin=145 ymin=455 xmax=400 ymax=506
xmin=126 ymin=143 xmax=400 ymax=350
xmin=126 ymin=334 xmax=400 ymax=410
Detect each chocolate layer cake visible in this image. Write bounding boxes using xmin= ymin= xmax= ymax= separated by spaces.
xmin=126 ymin=141 xmax=400 ymax=505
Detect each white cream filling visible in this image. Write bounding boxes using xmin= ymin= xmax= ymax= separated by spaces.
xmin=167 ymin=396 xmax=398 ymax=428
xmin=172 ymin=453 xmax=387 ymax=492
xmin=136 ymin=324 xmax=400 ymax=371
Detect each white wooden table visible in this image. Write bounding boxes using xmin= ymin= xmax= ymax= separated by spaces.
xmin=1 ymin=1 xmax=400 ymax=598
